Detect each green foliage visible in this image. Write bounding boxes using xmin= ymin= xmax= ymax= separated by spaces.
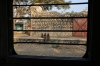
xmin=33 ymin=0 xmax=71 ymax=11
xmin=14 ymin=0 xmax=71 ymax=11
xmin=65 ymin=9 xmax=88 ymax=15
xmin=52 ymin=44 xmax=60 ymax=48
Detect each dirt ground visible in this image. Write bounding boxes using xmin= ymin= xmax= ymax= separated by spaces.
xmin=14 ymin=44 xmax=86 ymax=57
xmin=14 ymin=32 xmax=86 ymax=57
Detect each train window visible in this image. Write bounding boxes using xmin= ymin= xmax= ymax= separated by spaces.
xmin=2 ymin=0 xmax=98 ymax=65
xmin=12 ymin=0 xmax=88 ymax=58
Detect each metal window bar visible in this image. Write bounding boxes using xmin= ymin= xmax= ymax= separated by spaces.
xmin=13 ymin=30 xmax=87 ymax=32
xmin=13 ymin=2 xmax=88 ymax=45
xmin=13 ymin=2 xmax=88 ymax=6
xmin=13 ymin=15 xmax=88 ymax=18
xmin=14 ymin=42 xmax=86 ymax=45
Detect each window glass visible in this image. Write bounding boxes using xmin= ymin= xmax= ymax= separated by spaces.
xmin=13 ymin=0 xmax=88 ymax=57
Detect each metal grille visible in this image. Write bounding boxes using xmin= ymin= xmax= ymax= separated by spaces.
xmin=13 ymin=1 xmax=88 ymax=45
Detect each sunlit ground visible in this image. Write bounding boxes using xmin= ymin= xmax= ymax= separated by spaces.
xmin=14 ymin=44 xmax=86 ymax=57
xmin=14 ymin=32 xmax=86 ymax=57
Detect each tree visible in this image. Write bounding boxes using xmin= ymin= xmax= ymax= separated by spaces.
xmin=33 ymin=0 xmax=71 ymax=11
xmin=13 ymin=0 xmax=71 ymax=10
xmin=13 ymin=0 xmax=71 ymax=17
xmin=65 ymin=10 xmax=75 ymax=15
xmin=13 ymin=0 xmax=72 ymax=35
xmin=13 ymin=0 xmax=72 ymax=22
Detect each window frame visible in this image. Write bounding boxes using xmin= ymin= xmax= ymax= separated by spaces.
xmin=0 ymin=0 xmax=97 ymax=65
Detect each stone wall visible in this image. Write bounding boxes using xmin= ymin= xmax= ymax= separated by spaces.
xmin=27 ymin=6 xmax=73 ymax=37
xmin=30 ymin=18 xmax=73 ymax=37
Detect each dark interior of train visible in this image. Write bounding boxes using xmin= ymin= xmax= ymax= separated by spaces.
xmin=0 ymin=0 xmax=99 ymax=66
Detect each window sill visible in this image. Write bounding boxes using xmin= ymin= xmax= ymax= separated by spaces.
xmin=5 ymin=55 xmax=91 ymax=65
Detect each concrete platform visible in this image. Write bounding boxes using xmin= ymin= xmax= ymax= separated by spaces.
xmin=14 ymin=36 xmax=87 ymax=44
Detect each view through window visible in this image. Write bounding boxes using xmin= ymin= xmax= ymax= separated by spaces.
xmin=13 ymin=0 xmax=88 ymax=57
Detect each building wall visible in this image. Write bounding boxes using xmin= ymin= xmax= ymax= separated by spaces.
xmin=30 ymin=18 xmax=73 ymax=38
xmin=14 ymin=6 xmax=87 ymax=37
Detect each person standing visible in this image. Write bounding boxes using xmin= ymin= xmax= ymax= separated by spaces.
xmin=43 ymin=33 xmax=46 ymax=42
xmin=41 ymin=33 xmax=43 ymax=38
xmin=47 ymin=33 xmax=50 ymax=41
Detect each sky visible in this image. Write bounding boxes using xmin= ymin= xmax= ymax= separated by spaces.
xmin=51 ymin=0 xmax=88 ymax=13
xmin=14 ymin=0 xmax=88 ymax=17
